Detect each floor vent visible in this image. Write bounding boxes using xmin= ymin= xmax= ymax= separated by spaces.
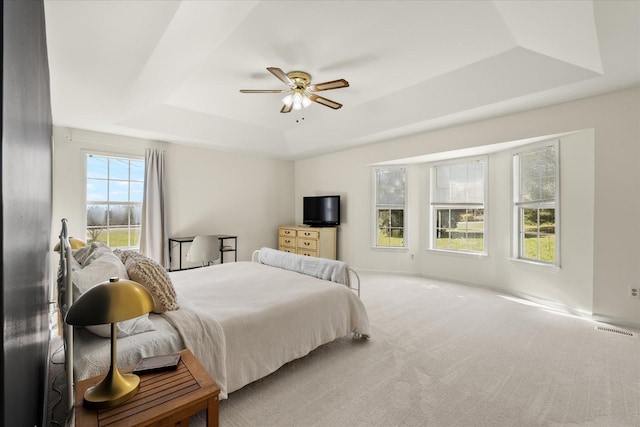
xmin=594 ymin=325 xmax=636 ymax=337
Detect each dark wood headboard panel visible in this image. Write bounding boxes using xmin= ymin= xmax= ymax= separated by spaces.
xmin=1 ymin=0 xmax=53 ymax=426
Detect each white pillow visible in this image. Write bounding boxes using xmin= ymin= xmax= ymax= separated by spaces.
xmin=72 ymin=250 xmax=128 ymax=300
xmin=86 ymin=315 xmax=155 ymax=338
xmin=71 ymin=247 xmax=155 ymax=338
xmin=73 ymin=242 xmax=110 ymax=266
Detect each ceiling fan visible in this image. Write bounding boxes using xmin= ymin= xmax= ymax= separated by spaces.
xmin=240 ymin=67 xmax=349 ymax=113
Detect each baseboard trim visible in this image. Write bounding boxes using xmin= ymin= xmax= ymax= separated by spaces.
xmin=592 ymin=314 xmax=640 ymax=332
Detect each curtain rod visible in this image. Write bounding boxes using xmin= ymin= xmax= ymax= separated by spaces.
xmin=65 ymin=135 xmax=133 ymax=148
xmin=65 ymin=135 xmax=164 ymax=150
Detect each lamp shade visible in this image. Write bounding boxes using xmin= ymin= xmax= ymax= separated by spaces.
xmin=66 ymin=277 xmax=154 ymax=326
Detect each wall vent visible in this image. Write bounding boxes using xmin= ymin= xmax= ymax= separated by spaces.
xmin=594 ymin=325 xmax=636 ymax=337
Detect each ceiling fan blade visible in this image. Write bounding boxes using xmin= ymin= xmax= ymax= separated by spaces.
xmin=309 ymin=79 xmax=349 ymax=92
xmin=308 ymin=93 xmax=343 ymax=110
xmin=280 ymin=103 xmax=293 ymax=114
xmin=267 ymin=67 xmax=294 ymax=86
xmin=240 ymin=89 xmax=287 ymax=93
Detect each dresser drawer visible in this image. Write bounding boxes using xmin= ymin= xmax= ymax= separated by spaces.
xmin=297 ymin=249 xmax=318 ymax=257
xmin=279 ymin=236 xmax=296 ymax=248
xmin=298 ymin=230 xmax=319 ymax=239
xmin=279 ymin=247 xmax=296 ymax=254
xmin=279 ymin=227 xmax=297 ymax=237
xmin=297 ymin=238 xmax=318 ymax=251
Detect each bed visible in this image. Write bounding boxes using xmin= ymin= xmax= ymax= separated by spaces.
xmin=57 ymin=220 xmax=370 ymax=420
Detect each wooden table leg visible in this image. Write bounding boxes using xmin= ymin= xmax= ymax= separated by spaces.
xmin=207 ymin=396 xmax=219 ymax=427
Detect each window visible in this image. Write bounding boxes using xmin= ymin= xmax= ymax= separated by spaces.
xmin=374 ymin=167 xmax=406 ymax=247
xmin=512 ymin=143 xmax=559 ymax=265
xmin=86 ymin=154 xmax=145 ymax=249
xmin=430 ymin=159 xmax=486 ymax=254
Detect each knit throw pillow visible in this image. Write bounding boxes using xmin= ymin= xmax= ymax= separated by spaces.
xmin=114 ymin=250 xmax=179 ymax=313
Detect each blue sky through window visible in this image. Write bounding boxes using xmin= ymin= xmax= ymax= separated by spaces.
xmin=86 ymin=155 xmax=144 ymax=202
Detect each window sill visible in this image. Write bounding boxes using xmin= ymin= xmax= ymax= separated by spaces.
xmin=371 ymin=246 xmax=407 ymax=251
xmin=509 ymin=257 xmax=561 ymax=271
xmin=427 ymin=249 xmax=488 ymax=259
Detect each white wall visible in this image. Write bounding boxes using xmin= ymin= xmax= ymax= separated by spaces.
xmin=163 ymin=142 xmax=294 ymax=268
xmin=50 ymin=86 xmax=639 ymax=326
xmin=51 ymin=126 xmax=295 ymax=270
xmin=295 ymin=86 xmax=640 ymax=327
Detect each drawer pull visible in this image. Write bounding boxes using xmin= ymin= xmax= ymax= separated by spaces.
xmin=304 ymin=242 xmax=310 ymax=246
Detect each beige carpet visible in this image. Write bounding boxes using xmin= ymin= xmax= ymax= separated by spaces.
xmin=50 ymin=273 xmax=640 ymax=426
xmin=215 ymin=273 xmax=640 ymax=427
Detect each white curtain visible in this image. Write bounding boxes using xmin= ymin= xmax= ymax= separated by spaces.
xmin=140 ymin=148 xmax=168 ymax=267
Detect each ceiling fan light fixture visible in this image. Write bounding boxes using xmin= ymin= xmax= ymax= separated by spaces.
xmin=240 ymin=67 xmax=349 ymax=113
xmin=293 ymin=92 xmax=304 ymax=110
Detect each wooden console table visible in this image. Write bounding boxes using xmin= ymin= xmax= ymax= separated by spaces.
xmin=75 ymin=349 xmax=219 ymax=427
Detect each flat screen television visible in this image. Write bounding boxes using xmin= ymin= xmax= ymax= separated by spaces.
xmin=303 ymin=195 xmax=340 ymax=226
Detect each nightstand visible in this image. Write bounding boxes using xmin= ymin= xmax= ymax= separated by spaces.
xmin=75 ymin=349 xmax=219 ymax=427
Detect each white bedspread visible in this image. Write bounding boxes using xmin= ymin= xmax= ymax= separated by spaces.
xmin=164 ymin=261 xmax=370 ymax=399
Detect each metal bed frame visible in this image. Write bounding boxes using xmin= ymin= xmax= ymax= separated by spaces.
xmin=56 ymin=218 xmax=75 ymax=426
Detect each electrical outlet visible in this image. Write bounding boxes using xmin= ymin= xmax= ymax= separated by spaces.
xmin=410 ymin=253 xmax=415 ymax=260
xmin=629 ymin=287 xmax=640 ymax=298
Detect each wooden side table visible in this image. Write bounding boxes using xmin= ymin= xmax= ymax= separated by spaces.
xmin=75 ymin=349 xmax=219 ymax=427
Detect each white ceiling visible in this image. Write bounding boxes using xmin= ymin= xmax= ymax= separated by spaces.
xmin=44 ymin=1 xmax=640 ymax=160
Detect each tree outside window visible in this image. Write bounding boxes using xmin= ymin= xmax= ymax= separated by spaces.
xmin=513 ymin=143 xmax=559 ymax=265
xmin=434 ymin=207 xmax=484 ymax=252
xmin=430 ymin=160 xmax=486 ymax=254
xmin=374 ymin=168 xmax=406 ymax=248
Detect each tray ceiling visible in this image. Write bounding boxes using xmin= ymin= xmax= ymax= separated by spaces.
xmin=44 ymin=1 xmax=640 ymax=159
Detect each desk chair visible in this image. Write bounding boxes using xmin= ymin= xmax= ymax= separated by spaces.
xmin=186 ymin=235 xmax=221 ymax=267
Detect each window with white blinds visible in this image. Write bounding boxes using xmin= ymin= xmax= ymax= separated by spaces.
xmin=430 ymin=159 xmax=486 ymax=254
xmin=373 ymin=167 xmax=406 ymax=248
xmin=512 ymin=142 xmax=559 ymax=265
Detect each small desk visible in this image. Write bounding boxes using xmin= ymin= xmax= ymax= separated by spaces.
xmin=75 ymin=349 xmax=219 ymax=427
xmin=168 ymin=235 xmax=237 ymax=271
xmin=217 ymin=235 xmax=238 ymax=264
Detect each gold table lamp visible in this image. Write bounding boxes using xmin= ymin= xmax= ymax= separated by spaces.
xmin=66 ymin=277 xmax=154 ymax=409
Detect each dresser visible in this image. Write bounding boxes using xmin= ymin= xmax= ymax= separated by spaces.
xmin=278 ymin=225 xmax=337 ymax=259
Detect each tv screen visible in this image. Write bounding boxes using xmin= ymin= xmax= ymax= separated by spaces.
xmin=303 ymin=195 xmax=340 ymax=226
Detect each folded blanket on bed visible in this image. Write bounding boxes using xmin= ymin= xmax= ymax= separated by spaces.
xmin=162 ymin=294 xmax=229 ymax=398
xmin=258 ymin=247 xmax=348 ymax=285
